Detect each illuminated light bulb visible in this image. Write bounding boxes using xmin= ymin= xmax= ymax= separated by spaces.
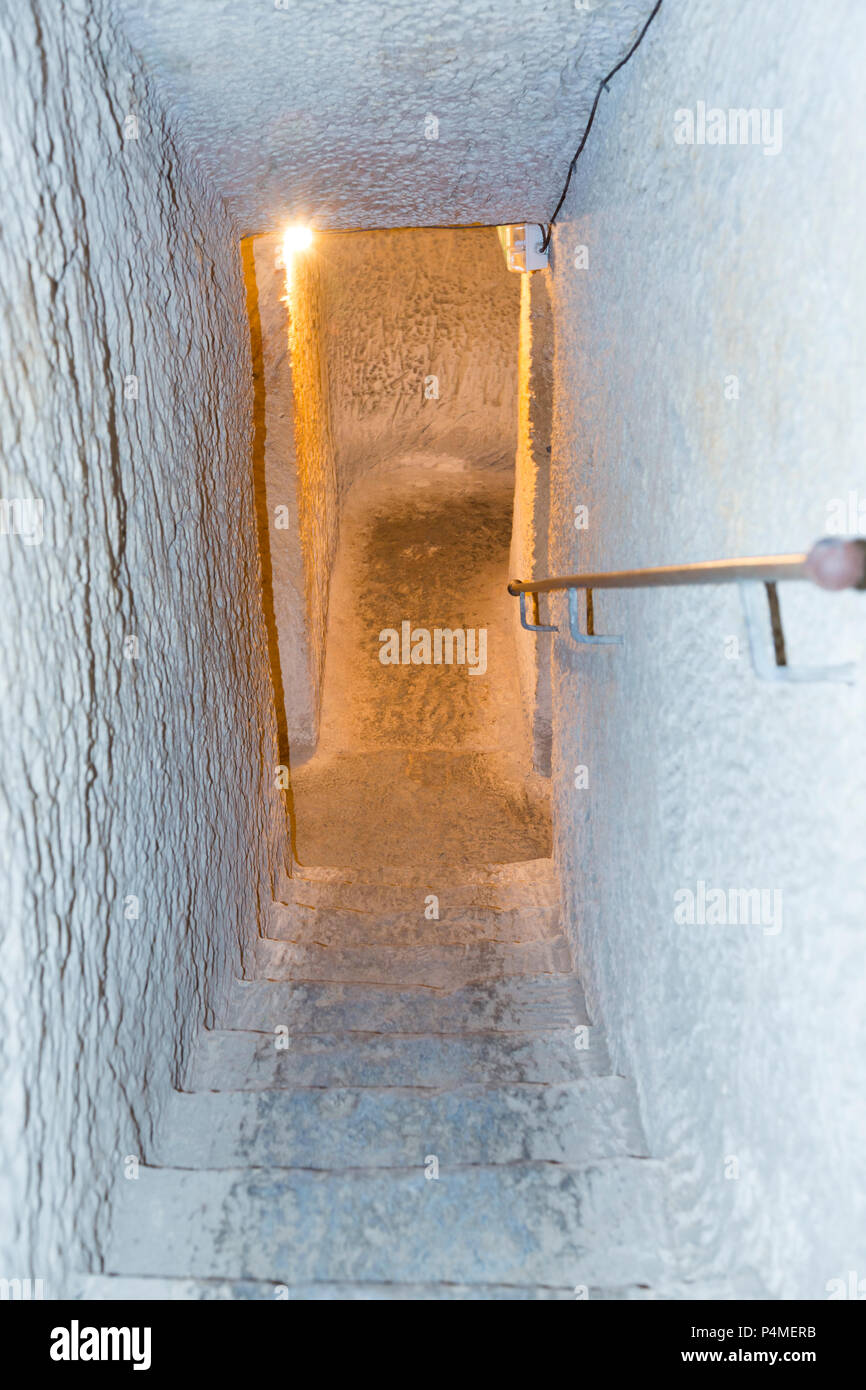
xmin=282 ymin=224 xmax=314 ymax=259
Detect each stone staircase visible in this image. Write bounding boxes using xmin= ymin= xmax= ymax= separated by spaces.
xmin=81 ymin=859 xmax=680 ymax=1299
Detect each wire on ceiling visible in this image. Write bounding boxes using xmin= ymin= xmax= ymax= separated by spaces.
xmin=540 ymin=0 xmax=664 ymax=252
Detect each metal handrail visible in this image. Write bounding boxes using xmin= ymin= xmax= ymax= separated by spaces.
xmin=507 ymin=538 xmax=866 ymax=597
xmin=508 ymin=538 xmax=865 ymax=681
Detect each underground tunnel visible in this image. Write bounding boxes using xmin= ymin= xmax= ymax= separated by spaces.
xmin=2 ymin=0 xmax=866 ymax=1338
xmin=246 ymin=225 xmax=551 ymax=868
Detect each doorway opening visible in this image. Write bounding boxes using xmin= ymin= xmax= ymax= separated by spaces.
xmin=245 ymin=224 xmax=552 ymax=869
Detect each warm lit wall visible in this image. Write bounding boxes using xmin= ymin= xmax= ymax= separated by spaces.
xmin=317 ymin=227 xmax=520 ymax=492
xmin=547 ymin=0 xmax=866 ymax=1296
xmin=251 ymin=226 xmax=521 ymax=756
xmin=246 ymin=235 xmax=336 ymax=754
xmin=510 ymin=273 xmax=554 ymax=774
xmin=284 ymin=247 xmax=341 ymax=738
xmin=0 ymin=0 xmax=286 ymax=1290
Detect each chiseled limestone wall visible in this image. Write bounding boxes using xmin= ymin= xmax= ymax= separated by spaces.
xmin=317 ymin=228 xmax=520 ymax=492
xmin=245 ymin=235 xmax=328 ymax=755
xmin=250 ymin=227 xmax=520 ymax=756
xmin=510 ymin=273 xmax=554 ymax=775
xmin=280 ymin=241 xmax=340 ymax=748
xmin=547 ymin=0 xmax=866 ymax=1296
xmin=0 ymin=1 xmax=286 ymax=1291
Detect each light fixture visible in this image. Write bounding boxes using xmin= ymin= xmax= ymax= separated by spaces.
xmin=282 ymin=223 xmax=314 ymax=260
xmin=496 ymin=224 xmax=548 ymax=274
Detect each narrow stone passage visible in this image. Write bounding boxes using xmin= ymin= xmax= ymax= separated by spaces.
xmin=63 ymin=204 xmax=664 ymax=1297
xmin=291 ymin=456 xmax=551 ymax=868
xmin=93 ymin=846 xmax=677 ymax=1297
xmin=89 ymin=460 xmax=680 ymax=1299
xmin=6 ymin=0 xmax=865 ymax=1313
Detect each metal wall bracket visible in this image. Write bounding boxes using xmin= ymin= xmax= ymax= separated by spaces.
xmin=567 ymin=586 xmax=623 ymax=646
xmin=738 ymin=580 xmax=857 ymax=684
xmin=518 ymin=589 xmax=558 ymax=633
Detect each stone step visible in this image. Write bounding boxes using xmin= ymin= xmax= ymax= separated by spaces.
xmin=107 ymin=1160 xmax=671 ymax=1287
xmin=186 ymin=1027 xmax=610 ymax=1089
xmin=282 ymin=857 xmax=557 ymax=894
xmin=267 ymin=900 xmax=561 ymax=946
xmin=275 ymin=875 xmax=560 ymax=917
xmin=251 ymin=936 xmax=573 ymax=988
xmin=152 ymin=1077 xmax=645 ymax=1167
xmin=75 ymin=1272 xmax=767 ymax=1301
xmin=73 ymin=1275 xmax=664 ymax=1301
xmin=220 ymin=972 xmax=590 ymax=1033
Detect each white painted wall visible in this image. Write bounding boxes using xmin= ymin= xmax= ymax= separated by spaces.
xmin=0 ymin=0 xmax=286 ymax=1291
xmin=547 ymin=0 xmax=866 ymax=1297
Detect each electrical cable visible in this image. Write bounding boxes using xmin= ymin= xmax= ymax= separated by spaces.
xmin=540 ymin=0 xmax=664 ymax=251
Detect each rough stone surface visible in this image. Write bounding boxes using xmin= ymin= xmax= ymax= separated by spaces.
xmin=90 ymin=830 xmax=669 ymax=1294
xmin=317 ymin=228 xmax=520 ymax=490
xmin=246 ymin=236 xmax=320 ymax=750
xmin=187 ymin=1027 xmax=607 ymax=1089
xmin=546 ymin=0 xmax=866 ymax=1297
xmin=107 ymin=1160 xmax=671 ymax=1287
xmin=12 ymin=0 xmax=849 ymax=1306
xmin=281 ymin=856 xmax=559 ymax=891
xmin=0 ymin=1 xmax=286 ymax=1290
xmin=510 ymin=273 xmax=555 ymax=773
xmin=73 ymin=1276 xmax=610 ymax=1300
xmin=245 ymin=226 xmax=521 ymax=753
xmin=290 ymin=461 xmax=551 ymax=866
xmin=267 ymin=899 xmax=561 ymax=945
xmin=151 ymin=1078 xmax=647 ymax=1168
xmin=222 ymin=972 xmax=591 ymax=1034
xmin=108 ymin=0 xmax=659 ymax=234
xmin=75 ymin=1272 xmax=765 ymax=1300
xmin=253 ymin=935 xmax=573 ymax=988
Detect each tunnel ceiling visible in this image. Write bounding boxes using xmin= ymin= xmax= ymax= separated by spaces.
xmin=109 ymin=0 xmax=656 ymax=235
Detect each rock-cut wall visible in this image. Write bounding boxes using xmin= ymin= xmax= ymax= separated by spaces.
xmin=0 ymin=0 xmax=287 ymax=1291
xmin=547 ymin=0 xmax=866 ymax=1297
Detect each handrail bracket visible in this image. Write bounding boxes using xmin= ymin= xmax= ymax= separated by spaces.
xmin=517 ymin=588 xmax=557 ymax=633
xmin=738 ymin=580 xmax=856 ymax=684
xmin=567 ymin=586 xmax=623 ymax=646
